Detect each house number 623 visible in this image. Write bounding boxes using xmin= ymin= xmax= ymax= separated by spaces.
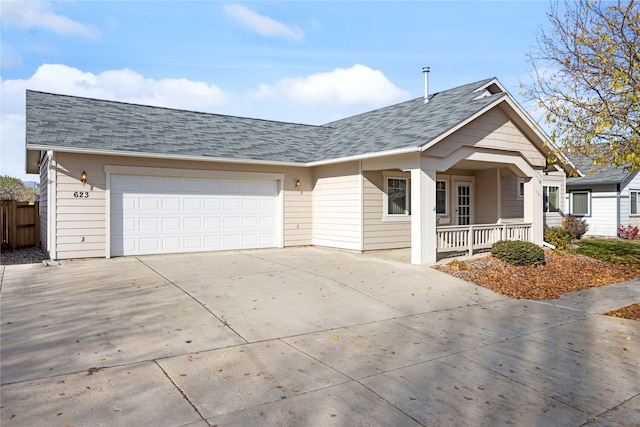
xmin=74 ymin=191 xmax=89 ymax=198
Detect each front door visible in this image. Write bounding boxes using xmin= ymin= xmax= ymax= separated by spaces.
xmin=455 ymin=182 xmax=473 ymax=225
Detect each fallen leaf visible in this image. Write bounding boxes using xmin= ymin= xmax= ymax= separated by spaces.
xmin=332 ymin=334 xmax=339 ymax=339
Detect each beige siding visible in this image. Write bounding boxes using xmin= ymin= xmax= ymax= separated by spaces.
xmin=426 ymin=108 xmax=546 ymax=168
xmin=501 ymin=175 xmax=524 ymax=220
xmin=52 ymin=152 xmax=312 ymax=259
xmin=283 ymin=189 xmax=312 ymax=247
xmin=475 ymin=169 xmax=498 ymax=224
xmin=543 ymin=172 xmax=566 ymax=228
xmin=39 ymin=153 xmax=49 ymax=253
xmin=362 ymin=171 xmax=411 ymax=250
xmin=312 ymin=162 xmax=361 ymax=250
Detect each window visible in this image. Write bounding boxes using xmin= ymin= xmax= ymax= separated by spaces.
xmin=631 ymin=190 xmax=640 ymax=216
xmin=516 ymin=178 xmax=525 ymax=200
xmin=436 ymin=180 xmax=447 ymax=214
xmin=386 ymin=178 xmax=410 ymax=216
xmin=570 ymin=190 xmax=590 ymax=216
xmin=543 ymin=186 xmax=560 ymax=213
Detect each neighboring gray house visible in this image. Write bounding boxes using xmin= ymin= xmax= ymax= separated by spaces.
xmin=25 ymin=75 xmax=574 ymax=263
xmin=567 ymin=156 xmax=640 ymax=237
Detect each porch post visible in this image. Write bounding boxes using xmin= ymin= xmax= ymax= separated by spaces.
xmin=523 ymin=170 xmax=544 ymax=245
xmin=411 ymin=161 xmax=437 ymax=264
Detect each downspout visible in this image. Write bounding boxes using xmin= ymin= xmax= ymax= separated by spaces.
xmin=616 ymin=183 xmax=621 ymax=236
xmin=359 ymin=160 xmax=364 ymax=252
xmin=48 ymin=151 xmax=57 ymax=260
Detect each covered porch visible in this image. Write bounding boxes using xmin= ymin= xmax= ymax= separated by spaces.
xmin=410 ymin=147 xmax=544 ymax=265
xmin=436 ymin=222 xmax=532 ymax=257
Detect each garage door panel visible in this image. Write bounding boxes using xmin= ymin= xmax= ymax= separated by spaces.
xmin=184 ymin=235 xmax=202 ymax=249
xmin=223 ymin=234 xmax=241 ymax=247
xmin=243 ymin=216 xmax=258 ymax=228
xmin=182 ymin=179 xmax=203 ymax=193
xmin=204 ymin=235 xmax=222 ymax=248
xmin=139 ymin=237 xmax=160 ymax=251
xmin=163 ymin=198 xmax=181 ymax=211
xmin=111 ymin=175 xmax=280 ymax=256
xmin=223 ymin=198 xmax=240 ymax=210
xmin=184 ymin=217 xmax=202 ymax=229
xmin=140 ymin=197 xmax=159 ymax=211
xmin=204 ymin=217 xmax=222 ymax=229
xmin=138 ymin=177 xmax=160 ymax=192
xmin=162 ymin=237 xmax=181 ymax=251
xmin=242 ymin=199 xmax=258 ymax=210
xmin=140 ymin=217 xmax=160 ymax=231
xmin=260 ymin=233 xmax=275 ymax=245
xmin=184 ymin=198 xmax=202 ymax=211
xmin=224 ymin=216 xmax=240 ymax=228
xmin=162 ymin=217 xmax=181 ymax=230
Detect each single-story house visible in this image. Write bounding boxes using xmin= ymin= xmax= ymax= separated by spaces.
xmin=566 ymin=155 xmax=640 ymax=237
xmin=25 ymin=73 xmax=574 ymax=264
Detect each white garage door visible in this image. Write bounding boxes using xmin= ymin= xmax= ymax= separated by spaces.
xmin=110 ymin=175 xmax=280 ymax=256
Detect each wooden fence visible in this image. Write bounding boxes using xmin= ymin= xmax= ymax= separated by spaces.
xmin=1 ymin=200 xmax=40 ymax=249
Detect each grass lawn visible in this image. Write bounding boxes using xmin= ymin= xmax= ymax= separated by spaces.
xmin=567 ymin=238 xmax=640 ymax=266
xmin=568 ymin=239 xmax=640 ymax=321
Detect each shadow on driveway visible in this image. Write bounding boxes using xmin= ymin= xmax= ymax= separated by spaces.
xmin=1 ymin=247 xmax=638 ymax=426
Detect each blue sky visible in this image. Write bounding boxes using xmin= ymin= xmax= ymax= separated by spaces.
xmin=1 ymin=1 xmax=554 ymax=181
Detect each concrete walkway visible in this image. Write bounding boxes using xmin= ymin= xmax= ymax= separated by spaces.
xmin=1 ymin=247 xmax=638 ymax=426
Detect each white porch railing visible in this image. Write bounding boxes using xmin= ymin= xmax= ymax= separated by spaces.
xmin=436 ymin=223 xmax=532 ymax=256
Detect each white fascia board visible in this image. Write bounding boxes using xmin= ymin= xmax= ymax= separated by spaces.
xmin=25 ymin=145 xmax=306 ymax=168
xmin=307 ymin=146 xmax=421 ymax=167
xmin=500 ymin=96 xmax=579 ymax=175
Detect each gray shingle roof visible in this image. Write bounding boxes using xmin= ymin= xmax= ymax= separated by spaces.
xmin=566 ymin=154 xmax=632 ymax=186
xmin=26 ymin=77 xmax=508 ymax=164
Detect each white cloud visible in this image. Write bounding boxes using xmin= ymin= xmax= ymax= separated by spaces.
xmin=253 ymin=64 xmax=410 ymax=108
xmin=0 ymin=1 xmax=99 ymax=38
xmin=0 ymin=43 xmax=23 ymax=69
xmin=0 ymin=64 xmax=230 ymax=180
xmin=224 ymin=4 xmax=304 ymax=41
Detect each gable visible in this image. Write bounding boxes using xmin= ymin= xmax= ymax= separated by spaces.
xmin=423 ymin=106 xmax=546 ymax=168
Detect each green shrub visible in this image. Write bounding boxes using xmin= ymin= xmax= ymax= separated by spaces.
xmin=544 ymin=226 xmax=573 ymax=249
xmin=563 ymin=215 xmax=589 ymax=240
xmin=491 ymin=240 xmax=545 ymax=266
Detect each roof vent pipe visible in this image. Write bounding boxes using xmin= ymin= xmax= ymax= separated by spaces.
xmin=422 ymin=66 xmax=430 ymax=103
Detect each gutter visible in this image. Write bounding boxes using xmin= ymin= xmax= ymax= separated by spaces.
xmin=27 ymin=144 xmax=423 ymax=169
xmin=26 ymin=145 xmax=308 ymax=168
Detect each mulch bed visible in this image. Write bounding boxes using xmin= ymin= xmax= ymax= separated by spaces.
xmin=435 ymin=251 xmax=640 ymax=301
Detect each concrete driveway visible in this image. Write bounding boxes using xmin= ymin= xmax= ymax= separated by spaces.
xmin=1 ymin=247 xmax=638 ymax=426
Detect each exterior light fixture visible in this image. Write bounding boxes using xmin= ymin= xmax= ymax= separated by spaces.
xmin=81 ymin=171 xmax=87 ymax=186
xmin=295 ymin=179 xmax=301 ymax=191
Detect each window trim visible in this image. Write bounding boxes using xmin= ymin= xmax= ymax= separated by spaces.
xmin=436 ymin=179 xmax=448 ymax=216
xmin=543 ymin=185 xmax=560 ymax=213
xmin=383 ymin=174 xmax=410 ymax=220
xmin=630 ymin=189 xmax=640 ymax=216
xmin=569 ymin=190 xmax=591 ymax=216
xmin=516 ymin=178 xmax=525 ymax=200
